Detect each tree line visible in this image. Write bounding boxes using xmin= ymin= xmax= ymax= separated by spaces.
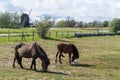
xmin=0 ymin=12 xmax=120 ymax=36
xmin=55 ymin=18 xmax=109 ymax=28
xmin=0 ymin=12 xmax=109 ymax=29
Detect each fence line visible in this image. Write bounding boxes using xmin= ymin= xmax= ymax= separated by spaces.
xmin=5 ymin=31 xmax=35 ymax=41
xmin=0 ymin=31 xmax=119 ymax=41
xmin=48 ymin=31 xmax=73 ymax=38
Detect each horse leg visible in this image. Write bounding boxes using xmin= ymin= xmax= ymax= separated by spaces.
xmin=19 ymin=57 xmax=24 ymax=69
xmin=30 ymin=58 xmax=36 ymax=70
xmin=33 ymin=59 xmax=36 ymax=70
xmin=13 ymin=57 xmax=16 ymax=68
xmin=30 ymin=59 xmax=34 ymax=69
xmin=59 ymin=52 xmax=63 ymax=64
xmin=55 ymin=51 xmax=59 ymax=63
xmin=69 ymin=53 xmax=71 ymax=64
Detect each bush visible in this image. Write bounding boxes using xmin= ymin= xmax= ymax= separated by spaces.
xmin=35 ymin=16 xmax=52 ymax=38
xmin=110 ymin=18 xmax=120 ymax=33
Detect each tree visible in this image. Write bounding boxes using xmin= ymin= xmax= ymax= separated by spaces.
xmin=0 ymin=12 xmax=20 ymax=28
xmin=109 ymin=18 xmax=120 ymax=33
xmin=64 ymin=17 xmax=76 ymax=27
xmin=55 ymin=20 xmax=65 ymax=28
xmin=76 ymin=21 xmax=83 ymax=28
xmin=103 ymin=20 xmax=109 ymax=27
xmin=68 ymin=19 xmax=76 ymax=27
xmin=12 ymin=12 xmax=21 ymax=28
xmin=0 ymin=12 xmax=12 ymax=28
xmin=35 ymin=16 xmax=53 ymax=38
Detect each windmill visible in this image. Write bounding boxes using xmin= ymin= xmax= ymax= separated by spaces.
xmin=21 ymin=9 xmax=32 ymax=28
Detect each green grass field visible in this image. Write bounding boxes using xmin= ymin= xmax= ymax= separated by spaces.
xmin=0 ymin=35 xmax=120 ymax=80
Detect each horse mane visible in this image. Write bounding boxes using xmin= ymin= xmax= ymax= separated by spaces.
xmin=71 ymin=44 xmax=79 ymax=59
xmin=34 ymin=42 xmax=50 ymax=65
xmin=33 ymin=42 xmax=48 ymax=59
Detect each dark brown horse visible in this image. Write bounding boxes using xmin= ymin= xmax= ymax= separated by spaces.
xmin=55 ymin=43 xmax=79 ymax=64
xmin=13 ymin=42 xmax=50 ymax=72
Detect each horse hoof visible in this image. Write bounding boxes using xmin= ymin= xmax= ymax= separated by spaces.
xmin=30 ymin=67 xmax=32 ymax=69
xmin=13 ymin=65 xmax=15 ymax=68
xmin=55 ymin=60 xmax=57 ymax=63
xmin=20 ymin=66 xmax=24 ymax=69
xmin=42 ymin=70 xmax=47 ymax=73
xmin=34 ymin=69 xmax=37 ymax=71
xmin=13 ymin=66 xmax=15 ymax=68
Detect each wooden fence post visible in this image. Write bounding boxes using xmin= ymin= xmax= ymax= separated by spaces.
xmin=56 ymin=32 xmax=57 ymax=37
xmin=8 ymin=30 xmax=10 ymax=41
xmin=32 ymin=31 xmax=34 ymax=40
xmin=62 ymin=32 xmax=63 ymax=38
xmin=21 ymin=32 xmax=25 ymax=40
xmin=67 ymin=31 xmax=69 ymax=38
xmin=49 ymin=31 xmax=51 ymax=38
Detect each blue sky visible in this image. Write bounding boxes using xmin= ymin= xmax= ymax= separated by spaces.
xmin=0 ymin=0 xmax=120 ymax=22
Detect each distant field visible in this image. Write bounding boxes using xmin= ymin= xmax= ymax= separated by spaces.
xmin=50 ymin=27 xmax=109 ymax=32
xmin=0 ymin=27 xmax=109 ymax=33
xmin=0 ymin=28 xmax=35 ymax=33
xmin=0 ymin=36 xmax=120 ymax=80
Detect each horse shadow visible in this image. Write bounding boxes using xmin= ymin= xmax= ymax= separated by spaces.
xmin=37 ymin=70 xmax=68 ymax=75
xmin=24 ymin=68 xmax=68 ymax=75
xmin=71 ymin=63 xmax=95 ymax=68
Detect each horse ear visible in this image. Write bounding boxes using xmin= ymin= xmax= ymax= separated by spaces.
xmin=35 ymin=42 xmax=38 ymax=45
xmin=33 ymin=42 xmax=38 ymax=46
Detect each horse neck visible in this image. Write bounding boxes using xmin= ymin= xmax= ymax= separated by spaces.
xmin=72 ymin=44 xmax=79 ymax=59
xmin=35 ymin=45 xmax=48 ymax=60
xmin=37 ymin=45 xmax=50 ymax=65
xmin=37 ymin=50 xmax=50 ymax=66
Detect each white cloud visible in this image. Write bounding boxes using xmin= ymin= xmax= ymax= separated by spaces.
xmin=1 ymin=0 xmax=120 ymax=21
xmin=0 ymin=0 xmax=8 ymax=12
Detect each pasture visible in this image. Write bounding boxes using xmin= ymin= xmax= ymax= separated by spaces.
xmin=0 ymin=35 xmax=120 ymax=80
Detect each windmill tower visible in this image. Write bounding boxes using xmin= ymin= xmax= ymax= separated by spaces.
xmin=21 ymin=9 xmax=32 ymax=28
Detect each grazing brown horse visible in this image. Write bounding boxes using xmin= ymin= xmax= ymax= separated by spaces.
xmin=55 ymin=43 xmax=79 ymax=64
xmin=13 ymin=42 xmax=50 ymax=72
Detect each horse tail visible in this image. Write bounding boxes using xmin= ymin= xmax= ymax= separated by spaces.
xmin=16 ymin=55 xmax=21 ymax=65
xmin=72 ymin=44 xmax=79 ymax=59
xmin=14 ymin=49 xmax=21 ymax=65
xmin=14 ymin=43 xmax=24 ymax=65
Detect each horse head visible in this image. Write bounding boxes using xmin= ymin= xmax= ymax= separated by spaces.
xmin=41 ymin=55 xmax=50 ymax=72
xmin=71 ymin=44 xmax=79 ymax=62
xmin=35 ymin=43 xmax=50 ymax=72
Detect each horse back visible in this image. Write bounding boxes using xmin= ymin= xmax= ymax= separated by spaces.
xmin=18 ymin=45 xmax=37 ymax=58
xmin=57 ymin=43 xmax=74 ymax=53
